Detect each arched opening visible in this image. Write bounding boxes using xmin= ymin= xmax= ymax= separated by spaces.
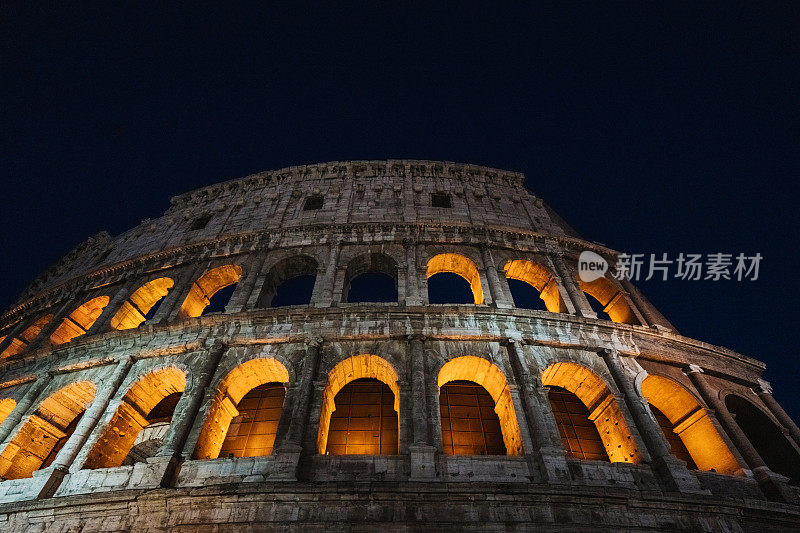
xmin=438 ymin=356 xmax=523 ymax=456
xmin=0 ymin=381 xmax=96 ymax=480
xmin=426 ymin=253 xmax=484 ymax=304
xmin=50 ymin=296 xmax=110 ymax=346
xmin=579 ymin=277 xmax=639 ymax=325
xmin=318 ymin=355 xmax=399 ymax=455
xmin=548 ymin=386 xmax=609 ymax=461
xmin=725 ymin=394 xmax=800 ymax=485
xmin=542 ymin=362 xmax=641 ymax=463
xmin=110 ymin=277 xmax=174 ymax=330
xmin=650 ymin=404 xmax=697 ymax=469
xmin=440 ymin=380 xmax=506 ymax=455
xmin=0 ymin=313 xmax=54 ymax=359
xmin=343 ymin=253 xmax=398 ymax=303
xmin=194 ymin=358 xmax=289 ymax=460
xmin=504 ymin=260 xmax=566 ymax=312
xmin=641 ymin=375 xmax=739 ymax=474
xmin=180 ymin=265 xmax=242 ymax=318
xmin=326 ymin=378 xmax=398 ymax=455
xmin=83 ymin=367 xmax=186 ymax=469
xmin=0 ymin=398 xmax=16 ymax=426
xmin=256 ymin=256 xmax=318 ymax=308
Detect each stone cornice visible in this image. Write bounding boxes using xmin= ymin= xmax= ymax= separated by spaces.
xmin=168 ymin=160 xmax=527 ymax=209
xmin=0 ymin=306 xmax=765 ymax=385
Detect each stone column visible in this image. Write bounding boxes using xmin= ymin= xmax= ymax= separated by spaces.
xmin=0 ymin=371 xmax=50 ymax=444
xmin=312 ymin=241 xmax=341 ymax=307
xmin=600 ymin=349 xmax=704 ymax=493
xmin=619 ymin=277 xmax=668 ymax=330
xmin=154 ymin=340 xmax=225 ymax=487
xmin=150 ymin=263 xmax=206 ymax=324
xmin=754 ymin=380 xmax=800 ymax=451
xmin=550 ymin=255 xmax=597 ymax=319
xmin=684 ymin=364 xmax=797 ymax=503
xmin=504 ymin=340 xmax=570 ymax=483
xmin=24 ymin=296 xmax=82 ymax=353
xmin=407 ymin=334 xmax=436 ymax=480
xmin=38 ymin=356 xmax=134 ymax=497
xmin=274 ymin=338 xmax=323 ymax=480
xmin=283 ymin=339 xmax=322 ymax=447
xmin=159 ymin=341 xmax=226 ymax=460
xmin=224 ymin=254 xmax=264 ymax=313
xmin=481 ymin=246 xmax=512 ymax=309
xmin=86 ymin=282 xmax=137 ymax=335
xmin=404 ymin=241 xmax=422 ymax=306
xmin=0 ymin=320 xmax=31 ymax=357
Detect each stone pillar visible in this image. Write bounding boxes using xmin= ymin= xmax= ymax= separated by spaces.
xmin=150 ymin=263 xmax=205 ymax=324
xmin=224 ymin=254 xmax=264 ymax=313
xmin=24 ymin=297 xmax=81 ymax=353
xmin=274 ymin=338 xmax=323 ymax=480
xmin=619 ymin=277 xmax=668 ymax=330
xmin=0 ymin=371 xmax=50 ymax=444
xmin=86 ymin=282 xmax=137 ymax=335
xmin=283 ymin=339 xmax=322 ymax=447
xmin=160 ymin=341 xmax=226 ymax=459
xmin=407 ymin=334 xmax=436 ymax=480
xmin=312 ymin=241 xmax=341 ymax=307
xmin=481 ymin=246 xmax=512 ymax=309
xmin=684 ymin=365 xmax=797 ymax=503
xmin=244 ymin=253 xmax=272 ymax=309
xmin=754 ymin=380 xmax=800 ymax=451
xmin=154 ymin=340 xmax=225 ymax=487
xmin=38 ymin=356 xmax=134 ymax=497
xmin=550 ymin=255 xmax=596 ymax=319
xmin=404 ymin=241 xmax=422 ymax=306
xmin=504 ymin=340 xmax=570 ymax=483
xmin=600 ymin=349 xmax=704 ymax=493
xmin=0 ymin=320 xmax=30 ymax=357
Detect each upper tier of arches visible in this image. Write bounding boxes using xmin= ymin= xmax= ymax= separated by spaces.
xmin=0 ymin=244 xmax=665 ymax=362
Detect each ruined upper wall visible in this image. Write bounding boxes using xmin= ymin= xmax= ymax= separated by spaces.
xmin=15 ymin=161 xmax=576 ymax=300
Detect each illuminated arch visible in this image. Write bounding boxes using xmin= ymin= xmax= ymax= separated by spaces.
xmin=542 ymin=362 xmax=641 ymax=463
xmin=579 ymin=276 xmax=639 ymax=324
xmin=0 ymin=398 xmax=16 ymax=427
xmin=193 ymin=358 xmax=289 ymax=460
xmin=83 ymin=367 xmax=186 ymax=469
xmin=503 ymin=259 xmax=566 ymax=313
xmin=0 ymin=381 xmax=96 ymax=480
xmin=426 ymin=253 xmax=484 ymax=304
xmin=317 ymin=354 xmax=399 ymax=454
xmin=256 ymin=255 xmax=318 ymax=307
xmin=0 ymin=313 xmax=54 ymax=359
xmin=438 ymin=356 xmax=523 ymax=456
xmin=110 ymin=277 xmax=175 ymax=330
xmin=180 ymin=265 xmax=243 ymax=318
xmin=641 ymin=375 xmax=739 ymax=474
xmin=50 ymin=296 xmax=110 ymax=345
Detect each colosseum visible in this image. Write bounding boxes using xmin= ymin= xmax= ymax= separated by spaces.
xmin=0 ymin=160 xmax=798 ymax=531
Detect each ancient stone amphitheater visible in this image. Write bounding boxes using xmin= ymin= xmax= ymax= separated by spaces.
xmin=0 ymin=160 xmax=798 ymax=531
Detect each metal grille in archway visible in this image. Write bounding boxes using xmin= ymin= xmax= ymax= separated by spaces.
xmin=440 ymin=380 xmax=506 ymax=456
xmin=325 ymin=378 xmax=398 ymax=455
xmin=548 ymin=385 xmax=609 ymax=461
xmin=219 ymin=383 xmax=285 ymax=458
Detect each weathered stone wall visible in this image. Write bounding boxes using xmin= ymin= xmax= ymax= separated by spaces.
xmin=0 ymin=161 xmax=797 ymax=530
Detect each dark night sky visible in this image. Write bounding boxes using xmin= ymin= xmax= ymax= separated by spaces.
xmin=2 ymin=4 xmax=799 ymax=417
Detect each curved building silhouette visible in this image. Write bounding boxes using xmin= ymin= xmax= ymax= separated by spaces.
xmin=0 ymin=161 xmax=798 ymax=530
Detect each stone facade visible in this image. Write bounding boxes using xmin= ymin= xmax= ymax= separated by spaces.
xmin=0 ymin=160 xmax=797 ymax=531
